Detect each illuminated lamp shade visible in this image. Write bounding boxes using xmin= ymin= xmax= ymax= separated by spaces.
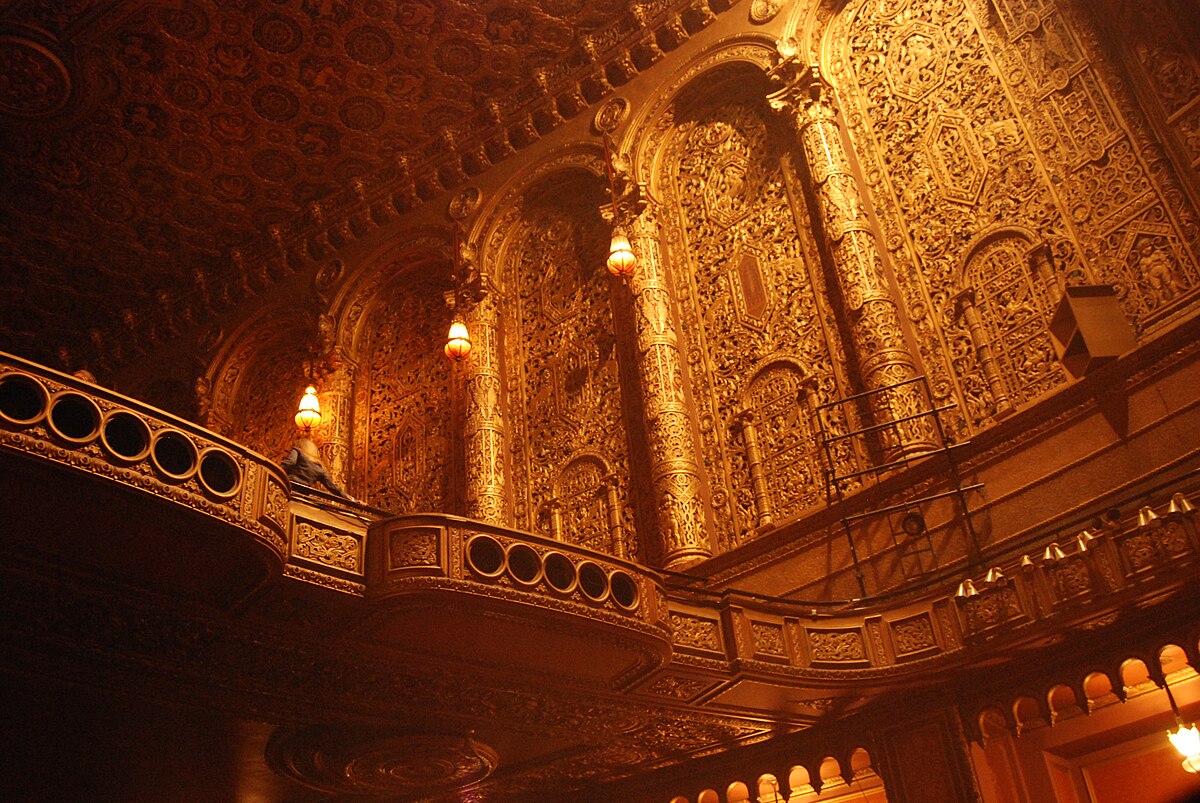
xmin=606 ymin=229 xmax=636 ymax=278
xmin=294 ymin=385 xmax=321 ymax=430
xmin=1169 ymin=723 xmax=1200 ymax=773
xmin=445 ymin=318 xmax=472 ymax=361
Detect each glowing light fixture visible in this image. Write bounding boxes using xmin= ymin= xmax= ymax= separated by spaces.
xmin=294 ymin=385 xmax=322 ymax=431
xmin=444 ymin=318 xmax=472 ymax=361
xmin=606 ymin=228 xmax=636 ymax=278
xmin=601 ymin=133 xmax=636 ymax=279
xmin=1170 ymin=724 xmax=1200 ymax=773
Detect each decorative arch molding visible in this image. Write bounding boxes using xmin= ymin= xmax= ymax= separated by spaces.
xmin=781 ymin=0 xmax=849 ymax=70
xmin=475 ymin=145 xmax=608 ymax=295
xmin=204 ymin=302 xmax=315 ymax=457
xmin=331 ymin=227 xmax=455 ymax=360
xmin=625 ymin=34 xmax=779 ymax=192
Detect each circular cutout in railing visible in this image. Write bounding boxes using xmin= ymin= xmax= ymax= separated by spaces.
xmin=101 ymin=411 xmax=151 ymax=462
xmin=609 ymin=570 xmax=640 ymax=611
xmin=542 ymin=552 xmax=577 ymax=594
xmin=0 ymin=373 xmax=48 ymax=425
xmin=199 ymin=448 xmax=241 ymax=497
xmin=506 ymin=543 xmax=542 ymax=586
xmin=48 ymin=392 xmax=101 ymax=443
xmin=465 ymin=535 xmax=505 ymax=578
xmin=577 ymin=561 xmax=609 ymax=603
xmin=151 ymin=430 xmax=198 ymax=480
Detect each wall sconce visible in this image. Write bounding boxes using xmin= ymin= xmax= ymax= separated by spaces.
xmin=294 ymin=385 xmax=321 ymax=431
xmin=444 ymin=317 xmax=472 ymax=361
xmin=1138 ymin=505 xmax=1160 ymax=528
xmin=601 ymin=133 xmax=636 ymax=279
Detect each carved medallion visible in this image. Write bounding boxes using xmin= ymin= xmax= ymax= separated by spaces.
xmin=923 ymin=112 xmax=987 ymax=205
xmin=886 ymin=23 xmax=947 ymax=102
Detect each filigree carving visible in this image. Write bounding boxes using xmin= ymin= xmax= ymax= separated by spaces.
xmin=671 ymin=613 xmax=723 ymax=652
xmin=808 ymin=629 xmax=867 ymax=662
xmin=389 ymin=527 xmax=440 ymax=568
xmin=646 ymin=675 xmax=714 ymax=700
xmin=751 ymin=621 xmax=786 ymax=657
xmin=295 ymin=522 xmax=361 ymax=573
xmin=891 ymin=613 xmax=937 ymax=655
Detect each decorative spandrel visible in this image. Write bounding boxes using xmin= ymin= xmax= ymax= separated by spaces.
xmin=362 ymin=286 xmax=451 ymax=514
xmin=502 ymin=175 xmax=635 ymax=559
xmin=657 ymin=84 xmax=839 ymax=550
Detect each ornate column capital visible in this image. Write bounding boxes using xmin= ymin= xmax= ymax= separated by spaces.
xmin=766 ymin=58 xmax=836 ymax=123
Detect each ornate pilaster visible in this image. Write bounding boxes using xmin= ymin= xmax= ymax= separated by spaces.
xmin=601 ymin=474 xmax=627 ymax=560
xmin=953 ymin=290 xmax=1014 ymax=418
xmin=732 ymin=409 xmax=773 ymax=529
xmin=1027 ymin=241 xmax=1064 ymax=307
xmin=768 ymin=61 xmax=934 ymax=459
xmin=463 ymin=282 xmax=509 ymax=526
xmin=317 ymin=356 xmax=356 ymax=488
xmin=624 ymin=202 xmax=712 ymax=569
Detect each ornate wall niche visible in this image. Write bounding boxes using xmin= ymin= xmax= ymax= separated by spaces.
xmin=206 ymin=304 xmax=313 ymax=462
xmin=492 ymin=164 xmax=637 ymax=561
xmin=645 ymin=60 xmax=845 ymax=551
xmin=339 ymin=241 xmax=455 ymax=514
xmin=545 ymin=452 xmax=622 ymax=555
xmin=820 ymin=0 xmax=1200 ymax=443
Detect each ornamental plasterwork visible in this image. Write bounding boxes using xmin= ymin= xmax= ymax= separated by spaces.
xmin=360 ymin=279 xmax=452 ymax=514
xmin=825 ymin=0 xmax=1199 ymax=444
xmin=808 ymin=629 xmax=867 ymax=663
xmin=295 ymin=523 xmax=361 ymax=573
xmin=655 ymin=73 xmax=841 ymax=550
xmin=499 ymin=170 xmax=635 ymax=559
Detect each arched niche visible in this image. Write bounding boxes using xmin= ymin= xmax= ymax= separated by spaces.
xmin=633 ymin=50 xmax=845 ymax=552
xmin=480 ymin=155 xmax=637 ymax=556
xmin=336 ymin=235 xmax=456 ymax=512
xmin=205 ymin=303 xmax=315 ymax=461
xmin=725 ymin=780 xmax=751 ymax=803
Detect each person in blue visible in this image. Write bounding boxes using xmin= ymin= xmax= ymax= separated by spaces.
xmin=281 ymin=437 xmax=350 ymax=499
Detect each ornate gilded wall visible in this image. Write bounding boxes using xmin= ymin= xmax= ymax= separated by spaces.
xmin=650 ymin=65 xmax=848 ymax=551
xmin=825 ymin=0 xmax=1200 ymax=433
xmin=356 ymin=275 xmax=453 ymax=513
xmin=499 ymin=170 xmax=637 ymax=558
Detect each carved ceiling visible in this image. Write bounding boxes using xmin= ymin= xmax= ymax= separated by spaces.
xmin=0 ymin=0 xmax=723 ymax=375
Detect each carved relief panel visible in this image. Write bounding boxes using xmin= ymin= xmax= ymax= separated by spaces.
xmin=826 ymin=0 xmax=1200 ymax=437
xmin=501 ymin=173 xmax=635 ymax=558
xmin=360 ymin=281 xmax=452 ymax=513
xmin=653 ymin=71 xmax=841 ymax=550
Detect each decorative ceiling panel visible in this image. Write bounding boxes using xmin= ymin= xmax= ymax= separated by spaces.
xmin=0 ymin=0 xmax=725 ymax=374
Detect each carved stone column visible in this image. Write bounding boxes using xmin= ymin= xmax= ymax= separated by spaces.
xmin=953 ymin=290 xmax=1014 ymax=418
xmin=732 ymin=409 xmax=774 ymax=529
xmin=768 ymin=63 xmax=934 ymax=459
xmin=625 ymin=202 xmax=712 ymax=569
xmin=463 ymin=283 xmax=509 ymax=526
xmin=1026 ymin=241 xmax=1063 ymax=307
xmin=601 ymin=474 xmax=627 ymax=560
xmin=317 ymin=355 xmax=356 ymax=488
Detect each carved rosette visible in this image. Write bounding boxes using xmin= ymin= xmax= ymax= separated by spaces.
xmin=464 ymin=286 xmax=508 ymax=525
xmin=769 ymin=65 xmax=934 ymax=458
xmin=628 ymin=204 xmax=712 ymax=568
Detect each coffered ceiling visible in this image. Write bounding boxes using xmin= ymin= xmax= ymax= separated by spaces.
xmin=0 ymin=0 xmax=718 ymax=375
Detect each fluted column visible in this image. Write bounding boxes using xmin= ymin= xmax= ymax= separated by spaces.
xmin=768 ymin=63 xmax=934 ymax=459
xmin=463 ymin=283 xmax=508 ymax=525
xmin=626 ymin=202 xmax=712 ymax=569
xmin=953 ymin=289 xmax=1014 ymax=418
xmin=317 ymin=354 xmax=355 ymax=488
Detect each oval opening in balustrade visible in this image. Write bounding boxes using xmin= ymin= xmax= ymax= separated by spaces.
xmin=151 ymin=430 xmax=198 ymax=480
xmin=101 ymin=411 xmax=151 ymax=462
xmin=466 ymin=535 xmax=505 ymax=578
xmin=506 ymin=543 xmax=542 ymax=586
xmin=577 ymin=561 xmax=609 ymax=603
xmin=609 ymin=570 xmax=639 ymax=611
xmin=543 ymin=551 xmax=577 ymax=594
xmin=0 ymin=373 xmax=48 ymax=425
xmin=199 ymin=448 xmax=241 ymax=497
xmin=48 ymin=392 xmax=101 ymax=443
